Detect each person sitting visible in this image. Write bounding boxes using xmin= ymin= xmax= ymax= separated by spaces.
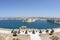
xmin=18 ymin=29 xmax=20 ymax=34
xmin=32 ymin=30 xmax=35 ymax=34
xmin=39 ymin=30 xmax=42 ymax=33
xmin=25 ymin=30 xmax=28 ymax=34
xmin=45 ymin=29 xmax=49 ymax=33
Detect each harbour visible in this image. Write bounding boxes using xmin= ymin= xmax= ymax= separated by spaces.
xmin=0 ymin=17 xmax=60 ymax=40
xmin=0 ymin=18 xmax=60 ymax=29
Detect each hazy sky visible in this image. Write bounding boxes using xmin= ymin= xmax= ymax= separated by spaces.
xmin=0 ymin=0 xmax=60 ymax=17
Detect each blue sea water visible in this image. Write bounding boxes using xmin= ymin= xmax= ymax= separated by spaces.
xmin=0 ymin=20 xmax=60 ymax=29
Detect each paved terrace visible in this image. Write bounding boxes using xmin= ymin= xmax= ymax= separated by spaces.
xmin=0 ymin=27 xmax=60 ymax=40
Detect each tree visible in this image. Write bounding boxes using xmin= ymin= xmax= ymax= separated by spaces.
xmin=13 ymin=31 xmax=17 ymax=36
xmin=49 ymin=29 xmax=54 ymax=35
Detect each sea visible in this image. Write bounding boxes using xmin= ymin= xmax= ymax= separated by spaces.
xmin=0 ymin=20 xmax=60 ymax=29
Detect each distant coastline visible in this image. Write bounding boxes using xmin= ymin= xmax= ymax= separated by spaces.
xmin=0 ymin=17 xmax=60 ymax=20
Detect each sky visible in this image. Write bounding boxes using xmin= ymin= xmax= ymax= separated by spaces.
xmin=0 ymin=0 xmax=60 ymax=18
